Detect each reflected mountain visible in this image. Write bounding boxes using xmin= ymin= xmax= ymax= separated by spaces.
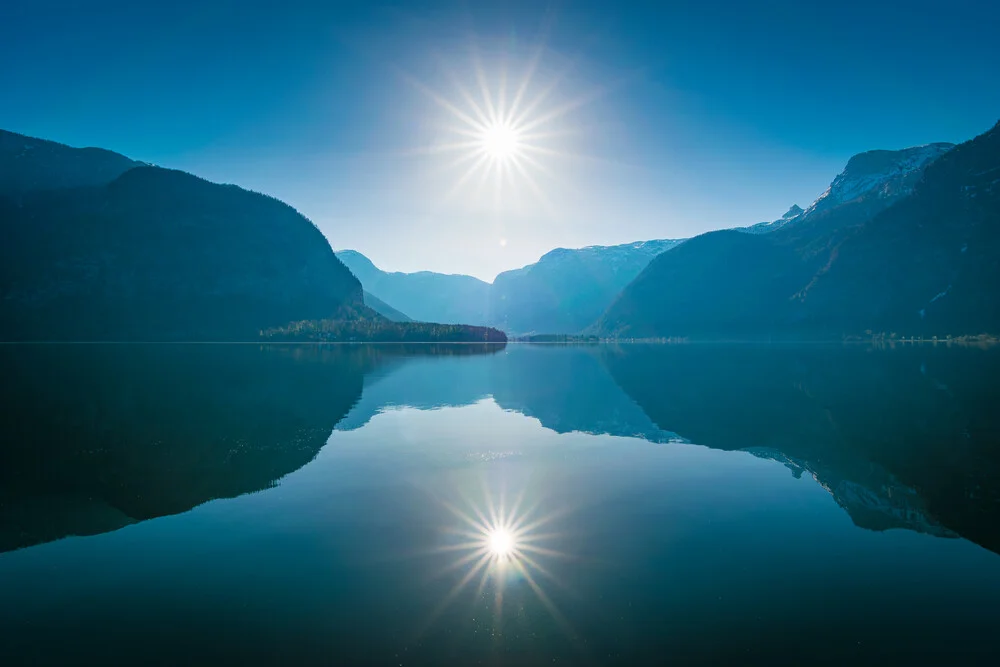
xmin=0 ymin=343 xmax=503 ymax=552
xmin=603 ymin=344 xmax=1000 ymax=553
xmin=4 ymin=342 xmax=997 ymax=558
xmin=337 ymin=344 xmax=683 ymax=443
xmin=336 ymin=348 xmax=497 ymax=431
xmin=490 ymin=345 xmax=683 ymax=442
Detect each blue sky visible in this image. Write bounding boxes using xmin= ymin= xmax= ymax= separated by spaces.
xmin=2 ymin=0 xmax=998 ymax=280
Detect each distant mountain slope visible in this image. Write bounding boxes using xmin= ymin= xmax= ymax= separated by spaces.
xmin=0 ymin=129 xmax=141 ymax=195
xmin=598 ymin=136 xmax=972 ymax=338
xmin=363 ymin=290 xmax=411 ymax=322
xmin=336 ymin=250 xmax=491 ymax=325
xmin=0 ymin=131 xmax=364 ymax=340
xmin=339 ymin=239 xmax=683 ymax=335
xmin=489 ymin=239 xmax=683 ymax=334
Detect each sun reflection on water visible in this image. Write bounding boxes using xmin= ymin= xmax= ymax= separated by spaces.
xmin=413 ymin=479 xmax=581 ymax=647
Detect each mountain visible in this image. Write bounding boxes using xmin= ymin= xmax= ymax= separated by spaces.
xmin=1 ymin=155 xmax=364 ymax=340
xmin=798 ymin=124 xmax=1000 ymax=336
xmin=489 ymin=239 xmax=683 ymax=334
xmin=740 ymin=204 xmax=804 ymax=234
xmin=336 ymin=249 xmax=491 ymax=325
xmin=0 ymin=129 xmax=142 ymax=196
xmin=339 ymin=239 xmax=683 ymax=335
xmin=363 ymin=290 xmax=411 ymax=322
xmin=598 ymin=137 xmax=971 ymax=338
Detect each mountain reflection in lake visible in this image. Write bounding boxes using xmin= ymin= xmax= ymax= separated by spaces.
xmin=1 ymin=343 xmax=998 ymax=666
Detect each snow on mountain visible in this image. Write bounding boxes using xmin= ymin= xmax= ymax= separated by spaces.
xmin=534 ymin=238 xmax=683 ymax=270
xmin=736 ymin=143 xmax=954 ymax=237
xmin=804 ymin=142 xmax=955 ymax=216
xmin=739 ymin=204 xmax=805 ymax=235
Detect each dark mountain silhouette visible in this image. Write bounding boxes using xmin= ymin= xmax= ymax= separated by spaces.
xmin=799 ymin=123 xmax=1000 ymax=336
xmin=598 ymin=136 xmax=984 ymax=338
xmin=0 ymin=129 xmax=141 ymax=196
xmin=0 ymin=136 xmax=364 ymax=340
xmin=0 ymin=131 xmax=505 ymax=342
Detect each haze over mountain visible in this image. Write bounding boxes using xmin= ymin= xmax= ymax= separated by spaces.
xmin=487 ymin=240 xmax=683 ymax=335
xmin=597 ymin=130 xmax=999 ymax=338
xmin=339 ymin=239 xmax=682 ymax=335
xmin=362 ymin=291 xmax=412 ymax=322
xmin=336 ymin=249 xmax=491 ymax=326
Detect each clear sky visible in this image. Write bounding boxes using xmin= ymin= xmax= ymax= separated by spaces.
xmin=2 ymin=0 xmax=998 ymax=280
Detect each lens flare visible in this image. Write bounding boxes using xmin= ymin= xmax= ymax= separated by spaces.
xmin=480 ymin=122 xmax=522 ymax=160
xmin=411 ymin=479 xmax=582 ymax=650
xmin=487 ymin=527 xmax=515 ymax=556
xmin=401 ymin=36 xmax=608 ymax=215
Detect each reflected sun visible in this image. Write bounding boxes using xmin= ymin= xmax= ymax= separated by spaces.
xmin=413 ymin=482 xmax=581 ymax=649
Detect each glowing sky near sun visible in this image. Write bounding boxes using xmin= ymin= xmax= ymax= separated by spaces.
xmin=2 ymin=0 xmax=997 ymax=280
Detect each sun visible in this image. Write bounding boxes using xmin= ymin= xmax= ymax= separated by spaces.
xmin=487 ymin=527 xmax=515 ymax=556
xmin=481 ymin=122 xmax=521 ymax=160
xmin=402 ymin=41 xmax=602 ymax=213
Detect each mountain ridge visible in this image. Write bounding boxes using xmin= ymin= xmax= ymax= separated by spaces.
xmin=338 ymin=237 xmax=684 ymax=334
xmin=596 ymin=129 xmax=994 ymax=338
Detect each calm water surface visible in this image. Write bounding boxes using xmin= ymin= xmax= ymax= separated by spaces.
xmin=1 ymin=343 xmax=999 ymax=666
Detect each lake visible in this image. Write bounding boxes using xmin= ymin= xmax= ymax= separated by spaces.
xmin=1 ymin=343 xmax=998 ymax=666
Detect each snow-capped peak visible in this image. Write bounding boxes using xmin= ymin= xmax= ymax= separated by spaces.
xmin=781 ymin=204 xmax=804 ymax=220
xmin=738 ymin=204 xmax=805 ymax=235
xmin=804 ymin=142 xmax=954 ymax=216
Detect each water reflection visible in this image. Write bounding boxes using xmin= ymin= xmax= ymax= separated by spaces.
xmin=0 ymin=343 xmax=504 ymax=552
xmin=3 ymin=342 xmax=999 ymax=556
xmin=419 ymin=479 xmax=572 ymax=645
xmin=602 ymin=344 xmax=1000 ymax=553
xmin=1 ymin=342 xmax=999 ymax=665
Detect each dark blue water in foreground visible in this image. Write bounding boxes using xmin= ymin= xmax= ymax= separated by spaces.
xmin=1 ymin=343 xmax=998 ymax=666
